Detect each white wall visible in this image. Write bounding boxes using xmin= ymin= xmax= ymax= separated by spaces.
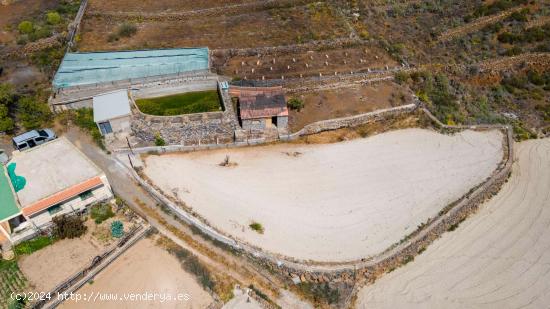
xmin=28 ymin=184 xmax=113 ymax=227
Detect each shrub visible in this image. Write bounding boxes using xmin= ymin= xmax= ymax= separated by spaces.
xmin=0 ymin=83 xmax=14 ymax=132
xmin=111 ymin=221 xmax=124 ymax=238
xmin=29 ymin=26 xmax=52 ymax=42
xmin=287 ymin=98 xmax=304 ymax=111
xmin=503 ymin=46 xmax=522 ymax=56
xmin=90 ymin=203 xmax=115 ymax=224
xmin=394 ymin=71 xmax=410 ymax=84
xmin=154 ymin=133 xmax=166 ymax=146
xmin=17 ymin=96 xmax=52 ymax=130
xmin=297 ymin=282 xmax=340 ymax=305
xmin=107 ymin=33 xmax=119 ymax=42
xmin=52 ymin=215 xmax=87 ymax=239
xmin=73 ymin=108 xmax=105 ymax=149
xmin=46 ymin=11 xmax=62 ymax=25
xmin=117 ymin=23 xmax=137 ymax=38
xmin=18 ymin=21 xmax=33 ymax=34
xmin=249 ymin=222 xmax=264 ymax=234
xmin=14 ymin=236 xmax=55 ymax=255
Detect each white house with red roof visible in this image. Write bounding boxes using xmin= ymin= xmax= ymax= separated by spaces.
xmin=1 ymin=137 xmax=113 ymax=244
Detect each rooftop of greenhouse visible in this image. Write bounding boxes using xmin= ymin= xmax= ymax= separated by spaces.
xmin=53 ymin=48 xmax=210 ymax=89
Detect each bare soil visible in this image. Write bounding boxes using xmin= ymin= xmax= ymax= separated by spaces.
xmin=357 ymin=138 xmax=550 ymax=308
xmin=143 ymin=129 xmax=504 ymax=262
xmin=87 ymin=0 xmax=256 ymax=13
xmin=288 ymin=81 xmax=413 ymax=132
xmin=78 ymin=3 xmax=350 ymax=51
xmin=19 ymin=232 xmax=104 ymax=292
xmin=60 ymin=237 xmax=215 ymax=309
xmin=215 ymin=46 xmax=397 ymax=81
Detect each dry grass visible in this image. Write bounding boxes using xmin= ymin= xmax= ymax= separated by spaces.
xmin=79 ymin=3 xmax=350 ymax=50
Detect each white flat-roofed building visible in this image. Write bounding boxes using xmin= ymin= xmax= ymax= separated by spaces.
xmin=93 ymin=90 xmax=132 ymax=136
xmin=6 ymin=137 xmax=113 ymax=241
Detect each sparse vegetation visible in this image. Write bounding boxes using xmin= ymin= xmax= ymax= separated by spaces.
xmin=249 ymin=222 xmax=264 ymax=234
xmin=72 ymin=108 xmax=105 ymax=150
xmin=0 ymin=260 xmax=27 ymax=309
xmin=160 ymin=237 xmax=215 ymax=291
xmin=14 ymin=236 xmax=55 ymax=255
xmin=297 ymin=282 xmax=340 ymax=305
xmin=287 ymin=98 xmax=304 ymax=111
xmin=154 ymin=133 xmax=166 ymax=146
xmin=52 ymin=215 xmax=88 ymax=239
xmin=90 ymin=203 xmax=115 ymax=224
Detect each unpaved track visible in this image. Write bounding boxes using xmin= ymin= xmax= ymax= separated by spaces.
xmin=143 ymin=128 xmax=503 ymax=262
xmin=357 ymin=138 xmax=550 ymax=309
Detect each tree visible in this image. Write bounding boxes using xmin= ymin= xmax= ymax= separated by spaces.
xmin=17 ymin=96 xmax=52 ymax=130
xmin=18 ymin=21 xmax=34 ymax=34
xmin=0 ymin=84 xmax=14 ymax=132
xmin=46 ymin=11 xmax=61 ymax=25
xmin=0 ymin=105 xmax=14 ymax=132
xmin=52 ymin=215 xmax=87 ymax=239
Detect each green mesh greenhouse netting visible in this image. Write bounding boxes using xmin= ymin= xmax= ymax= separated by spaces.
xmin=53 ymin=48 xmax=210 ymax=89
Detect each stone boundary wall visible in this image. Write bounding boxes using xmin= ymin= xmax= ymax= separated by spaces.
xmin=130 ymin=82 xmax=238 ymax=145
xmin=118 ymin=103 xmax=416 ymax=154
xmin=212 ymin=38 xmax=370 ymax=59
xmin=67 ymin=0 xmax=88 ymax=50
xmin=121 ymin=104 xmax=513 ymax=287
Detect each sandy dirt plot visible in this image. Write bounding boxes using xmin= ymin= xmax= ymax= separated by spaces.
xmin=357 ymin=138 xmax=550 ymax=309
xmin=288 ymin=82 xmax=411 ymax=132
xmin=60 ymin=237 xmax=214 ymax=309
xmin=143 ymin=128 xmax=504 ymax=262
xmin=19 ymin=234 xmax=103 ymax=292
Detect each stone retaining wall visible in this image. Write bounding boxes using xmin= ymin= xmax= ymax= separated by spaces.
xmin=123 ymin=104 xmax=513 ymax=289
xmin=131 ymin=82 xmax=238 ymax=145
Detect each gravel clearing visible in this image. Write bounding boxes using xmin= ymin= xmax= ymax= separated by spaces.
xmin=357 ymin=139 xmax=550 ymax=308
xmin=143 ymin=128 xmax=504 ymax=262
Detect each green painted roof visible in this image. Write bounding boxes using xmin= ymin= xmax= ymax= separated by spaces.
xmin=0 ymin=165 xmax=20 ymax=222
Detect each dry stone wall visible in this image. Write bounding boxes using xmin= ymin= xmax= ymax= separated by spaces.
xmin=131 ymin=83 xmax=239 ymax=145
xmin=124 ymin=104 xmax=513 ymax=290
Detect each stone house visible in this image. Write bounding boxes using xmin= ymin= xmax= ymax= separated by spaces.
xmin=233 ymin=86 xmax=289 ymax=131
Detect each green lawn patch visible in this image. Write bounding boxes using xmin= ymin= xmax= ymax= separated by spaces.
xmin=135 ymin=90 xmax=222 ymax=116
xmin=14 ymin=236 xmax=55 ymax=255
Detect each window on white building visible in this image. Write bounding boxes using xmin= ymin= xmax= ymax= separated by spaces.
xmin=48 ymin=204 xmax=63 ymax=215
xmin=79 ymin=190 xmax=93 ymax=201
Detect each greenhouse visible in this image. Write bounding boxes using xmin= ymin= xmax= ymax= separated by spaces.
xmin=53 ymin=48 xmax=210 ymax=89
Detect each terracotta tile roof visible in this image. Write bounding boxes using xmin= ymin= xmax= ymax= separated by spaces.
xmin=231 ymin=86 xmax=289 ymax=120
xmin=22 ymin=177 xmax=104 ymax=217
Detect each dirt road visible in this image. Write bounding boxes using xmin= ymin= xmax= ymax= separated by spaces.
xmin=357 ymin=138 xmax=550 ymax=308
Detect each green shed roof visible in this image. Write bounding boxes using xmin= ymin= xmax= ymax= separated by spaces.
xmin=0 ymin=165 xmax=20 ymax=222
